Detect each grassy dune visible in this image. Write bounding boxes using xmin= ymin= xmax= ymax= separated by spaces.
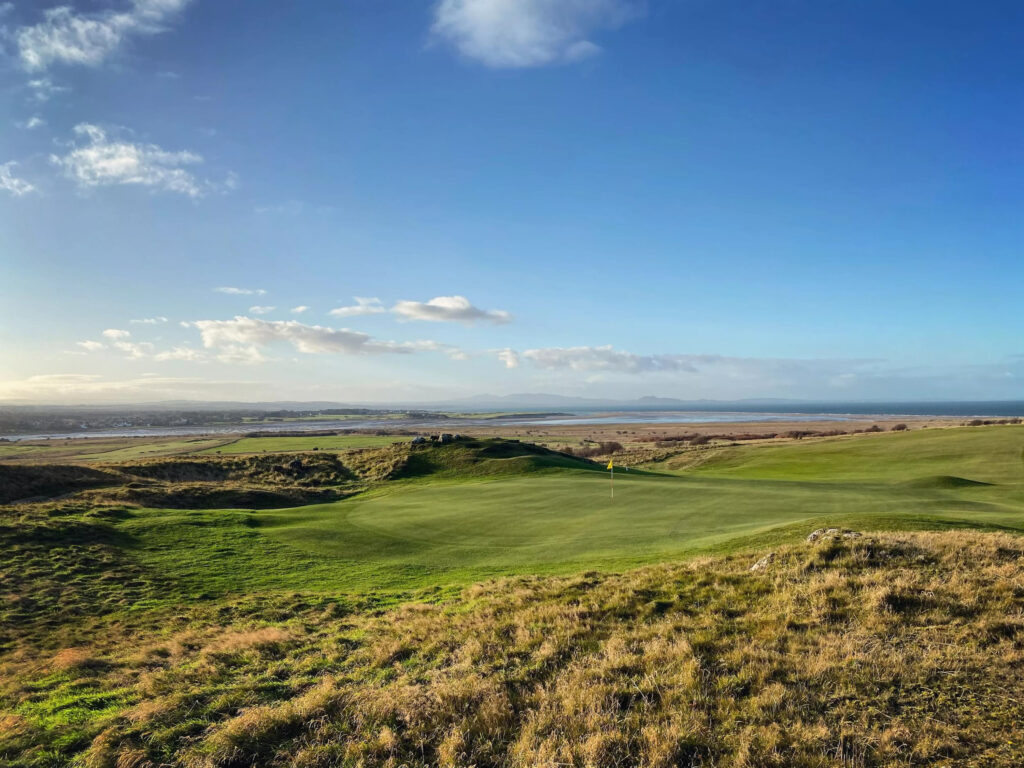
xmin=3 ymin=426 xmax=1024 ymax=765
xmin=672 ymin=425 xmax=1024 ymax=483
xmin=3 ymin=531 xmax=1024 ymax=767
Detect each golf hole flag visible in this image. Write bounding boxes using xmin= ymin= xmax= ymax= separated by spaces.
xmin=607 ymin=458 xmax=614 ymax=499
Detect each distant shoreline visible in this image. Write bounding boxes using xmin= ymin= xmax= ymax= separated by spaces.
xmin=3 ymin=405 xmax=1019 ymax=442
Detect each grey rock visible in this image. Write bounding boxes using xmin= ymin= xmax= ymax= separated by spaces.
xmin=750 ymin=553 xmax=776 ymax=572
xmin=807 ymin=527 xmax=862 ymax=543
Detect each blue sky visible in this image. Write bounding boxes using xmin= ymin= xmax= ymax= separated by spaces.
xmin=2 ymin=0 xmax=1023 ymax=404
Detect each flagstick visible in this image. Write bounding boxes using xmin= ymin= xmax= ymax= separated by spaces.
xmin=610 ymin=464 xmax=614 ymax=500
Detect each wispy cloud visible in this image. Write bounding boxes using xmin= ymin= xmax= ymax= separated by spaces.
xmin=153 ymin=345 xmax=205 ymax=361
xmin=432 ymin=0 xmax=639 ymax=68
xmin=523 ymin=345 xmax=702 ymax=373
xmin=290 ymin=306 xmax=310 ymax=314
xmin=16 ymin=0 xmax=192 ymax=73
xmin=131 ymin=316 xmax=168 ymax=324
xmin=514 ymin=345 xmax=884 ymax=392
xmin=392 ymin=295 xmax=511 ymax=325
xmin=77 ymin=331 xmax=205 ymax=362
xmin=111 ymin=340 xmax=155 ymax=359
xmin=17 ymin=116 xmax=46 ymax=130
xmin=329 ymin=297 xmax=386 ymax=318
xmin=52 ymin=124 xmax=226 ymax=198
xmin=215 ymin=286 xmax=266 ymax=296
xmin=26 ymin=77 xmax=68 ymax=102
xmin=0 ymin=162 xmax=35 ymax=197
xmin=189 ymin=316 xmax=460 ymax=362
xmin=248 ymin=305 xmax=276 ymax=315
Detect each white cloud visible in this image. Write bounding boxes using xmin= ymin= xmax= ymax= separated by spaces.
xmin=18 ymin=116 xmax=46 ymax=130
xmin=392 ymin=295 xmax=511 ymax=325
xmin=192 ymin=316 xmax=420 ymax=357
xmin=497 ymin=348 xmax=520 ymax=369
xmin=51 ymin=123 xmax=222 ymax=198
xmin=290 ymin=306 xmax=310 ymax=314
xmin=249 ymin=305 xmax=276 ymax=315
xmin=188 ymin=316 xmax=461 ymax=362
xmin=432 ymin=0 xmax=638 ymax=68
xmin=0 ymin=162 xmax=35 ymax=197
xmin=112 ymin=340 xmax=155 ymax=359
xmin=329 ymin=297 xmax=386 ymax=318
xmin=215 ymin=286 xmax=266 ymax=296
xmin=78 ymin=332 xmax=205 ymax=362
xmin=214 ymin=344 xmax=267 ymax=365
xmin=523 ymin=345 xmax=700 ymax=373
xmin=401 ymin=339 xmax=470 ymax=360
xmin=131 ymin=316 xmax=168 ymax=324
xmin=153 ymin=345 xmax=204 ymax=361
xmin=26 ymin=77 xmax=68 ymax=102
xmin=16 ymin=0 xmax=192 ymax=73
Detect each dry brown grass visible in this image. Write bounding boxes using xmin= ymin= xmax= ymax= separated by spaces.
xmin=48 ymin=647 xmax=105 ymax=672
xmin=4 ymin=530 xmax=1024 ymax=767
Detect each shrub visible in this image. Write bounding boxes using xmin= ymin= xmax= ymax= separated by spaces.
xmin=571 ymin=441 xmax=624 ymax=458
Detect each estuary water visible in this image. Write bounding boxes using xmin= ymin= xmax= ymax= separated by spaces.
xmin=7 ymin=402 xmax=1020 ymax=441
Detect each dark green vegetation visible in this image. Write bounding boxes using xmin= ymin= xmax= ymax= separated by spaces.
xmin=3 ymin=426 xmax=1024 ymax=765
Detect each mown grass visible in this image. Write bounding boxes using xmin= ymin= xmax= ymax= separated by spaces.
xmin=669 ymin=424 xmax=1024 ymax=484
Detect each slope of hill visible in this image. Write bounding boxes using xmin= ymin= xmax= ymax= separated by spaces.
xmin=2 ymin=530 xmax=1023 ymax=767
xmin=3 ymin=427 xmax=1024 ymax=765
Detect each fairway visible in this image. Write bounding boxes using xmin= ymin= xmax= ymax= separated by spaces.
xmin=256 ymin=466 xmax=1024 ymax=580
xmin=676 ymin=425 xmax=1024 ymax=483
xmin=18 ymin=426 xmax=1024 ymax=599
xmin=107 ymin=424 xmax=1012 ymax=595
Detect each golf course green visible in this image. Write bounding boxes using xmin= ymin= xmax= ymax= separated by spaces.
xmin=7 ymin=425 xmax=1024 ymax=768
xmin=123 ymin=425 xmax=1024 ymax=597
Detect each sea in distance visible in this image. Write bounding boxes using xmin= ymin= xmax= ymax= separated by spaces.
xmin=4 ymin=401 xmax=1024 ymax=442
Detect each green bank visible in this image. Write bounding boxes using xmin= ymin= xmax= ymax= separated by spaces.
xmin=114 ymin=425 xmax=1024 ymax=598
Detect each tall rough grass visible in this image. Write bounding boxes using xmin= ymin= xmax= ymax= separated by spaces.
xmin=3 ymin=530 xmax=1023 ymax=767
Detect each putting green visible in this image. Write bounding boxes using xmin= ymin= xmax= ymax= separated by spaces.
xmin=257 ymin=470 xmax=1024 ymax=575
xmin=124 ymin=425 xmax=1024 ymax=596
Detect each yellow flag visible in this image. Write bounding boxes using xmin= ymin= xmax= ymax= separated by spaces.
xmin=607 ymin=459 xmax=614 ymax=470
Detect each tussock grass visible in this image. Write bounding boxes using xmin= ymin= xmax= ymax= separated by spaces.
xmin=3 ymin=531 xmax=1024 ymax=767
